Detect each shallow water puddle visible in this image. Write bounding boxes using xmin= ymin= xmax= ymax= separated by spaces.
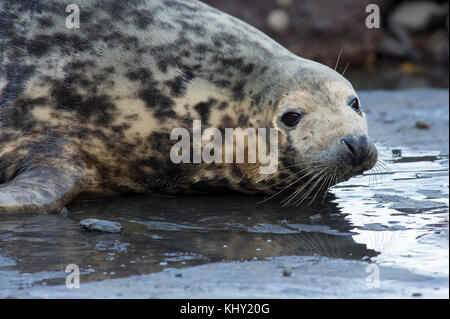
xmin=332 ymin=148 xmax=448 ymax=277
xmin=0 ymin=147 xmax=448 ymax=289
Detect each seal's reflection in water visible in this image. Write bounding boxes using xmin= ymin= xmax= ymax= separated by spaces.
xmin=0 ymin=194 xmax=377 ymax=287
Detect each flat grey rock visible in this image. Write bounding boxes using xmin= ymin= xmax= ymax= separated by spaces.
xmin=79 ymin=219 xmax=123 ymax=233
xmin=374 ymin=194 xmax=447 ymax=212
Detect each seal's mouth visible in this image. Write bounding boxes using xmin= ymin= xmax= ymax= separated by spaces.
xmin=334 ymin=143 xmax=378 ymax=183
xmin=282 ymin=138 xmax=377 ymax=190
xmin=258 ymin=136 xmax=378 ymax=205
xmin=274 ymin=154 xmax=377 ymax=206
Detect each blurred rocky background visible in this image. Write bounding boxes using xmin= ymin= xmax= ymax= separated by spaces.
xmin=203 ymin=0 xmax=449 ymax=89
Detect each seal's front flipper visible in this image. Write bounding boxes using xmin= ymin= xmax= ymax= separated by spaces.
xmin=0 ymin=167 xmax=82 ymax=213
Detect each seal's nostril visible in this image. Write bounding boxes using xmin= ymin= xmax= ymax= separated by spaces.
xmin=342 ymin=139 xmax=356 ymax=155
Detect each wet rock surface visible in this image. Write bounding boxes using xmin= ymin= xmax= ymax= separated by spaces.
xmin=204 ymin=0 xmax=384 ymax=66
xmin=204 ymin=1 xmax=449 ymax=68
xmin=360 ymin=88 xmax=449 ymax=154
xmin=3 ymin=256 xmax=447 ymax=298
xmin=0 ymin=89 xmax=448 ymax=298
xmin=203 ymin=0 xmax=449 ymax=90
xmin=79 ymin=219 xmax=123 ymax=234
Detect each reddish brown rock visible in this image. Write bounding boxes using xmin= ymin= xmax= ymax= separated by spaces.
xmin=203 ymin=0 xmax=385 ymax=68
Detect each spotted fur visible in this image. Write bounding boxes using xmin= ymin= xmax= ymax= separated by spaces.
xmin=0 ymin=0 xmax=377 ymax=212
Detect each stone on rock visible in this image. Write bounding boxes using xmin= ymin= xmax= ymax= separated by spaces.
xmin=388 ymin=2 xmax=445 ymax=32
xmin=79 ymin=219 xmax=123 ymax=233
xmin=282 ymin=267 xmax=292 ymax=277
xmin=267 ymin=9 xmax=290 ymax=34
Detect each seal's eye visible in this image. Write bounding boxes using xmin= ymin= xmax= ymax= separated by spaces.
xmin=348 ymin=96 xmax=362 ymax=115
xmin=281 ymin=111 xmax=303 ymax=128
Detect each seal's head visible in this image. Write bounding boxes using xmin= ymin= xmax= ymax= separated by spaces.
xmin=270 ymin=61 xmax=378 ymax=193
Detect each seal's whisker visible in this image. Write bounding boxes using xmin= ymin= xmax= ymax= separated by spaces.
xmin=280 ymin=167 xmax=322 ymax=206
xmin=284 ymin=167 xmax=327 ymax=206
xmin=267 ymin=170 xmax=308 ymax=190
xmin=309 ymin=169 xmax=331 ymax=204
xmin=261 ymin=167 xmax=308 ymax=190
xmin=334 ymin=48 xmax=343 ymax=71
xmin=367 ymin=159 xmax=392 ymax=185
xmin=378 ymin=159 xmax=392 ymax=171
xmin=373 ymin=137 xmax=393 ymax=148
xmin=282 ymin=64 xmax=302 ymax=92
xmin=280 ymin=165 xmax=325 ymax=193
xmin=295 ymin=173 xmax=326 ymax=206
xmin=312 ymin=169 xmax=331 ymax=202
xmin=274 ymin=82 xmax=291 ymax=92
xmin=373 ymin=159 xmax=392 ymax=175
xmin=280 ymin=160 xmax=323 ymax=170
xmin=371 ymin=166 xmax=379 ymax=185
xmin=259 ymin=162 xmax=326 ymax=191
xmin=320 ymin=175 xmax=332 ymax=203
xmin=299 ymin=171 xmax=328 ymax=206
xmin=341 ymin=62 xmax=350 ymax=77
xmin=257 ymin=164 xmax=324 ymax=204
xmin=323 ymin=171 xmax=337 ymax=203
xmin=371 ymin=166 xmax=380 ymax=185
xmin=323 ymin=168 xmax=336 ymax=198
xmin=257 ymin=174 xmax=305 ymax=203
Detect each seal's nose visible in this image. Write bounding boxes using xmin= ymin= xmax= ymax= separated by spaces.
xmin=340 ymin=134 xmax=370 ymax=167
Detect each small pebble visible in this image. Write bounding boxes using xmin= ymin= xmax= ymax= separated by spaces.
xmin=392 ymin=149 xmax=402 ymax=157
xmin=267 ymin=9 xmax=290 ymax=34
xmin=175 ymin=273 xmax=183 ymax=278
xmin=79 ymin=219 xmax=123 ymax=233
xmin=55 ymin=206 xmax=68 ymax=216
xmin=283 ymin=267 xmax=292 ymax=277
xmin=415 ymin=121 xmax=430 ymax=129
xmin=412 ymin=292 xmax=422 ymax=297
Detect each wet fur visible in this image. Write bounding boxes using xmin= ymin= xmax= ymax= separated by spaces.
xmin=0 ymin=0 xmax=376 ymax=212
